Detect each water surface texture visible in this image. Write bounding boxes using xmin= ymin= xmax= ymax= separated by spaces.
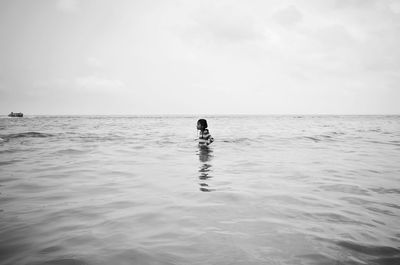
xmin=1 ymin=115 xmax=399 ymax=265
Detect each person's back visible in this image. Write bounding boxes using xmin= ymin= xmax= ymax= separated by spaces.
xmin=197 ymin=119 xmax=214 ymax=145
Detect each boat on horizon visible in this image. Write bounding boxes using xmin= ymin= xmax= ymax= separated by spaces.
xmin=8 ymin=112 xmax=23 ymax=117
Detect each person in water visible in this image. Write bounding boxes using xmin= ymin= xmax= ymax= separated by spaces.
xmin=197 ymin=119 xmax=214 ymax=145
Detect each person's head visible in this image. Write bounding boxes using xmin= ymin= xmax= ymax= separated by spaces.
xmin=197 ymin=119 xmax=208 ymax=131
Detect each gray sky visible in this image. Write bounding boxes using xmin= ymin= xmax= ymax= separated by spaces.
xmin=1 ymin=0 xmax=399 ymax=115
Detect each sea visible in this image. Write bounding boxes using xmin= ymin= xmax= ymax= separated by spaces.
xmin=0 ymin=115 xmax=399 ymax=265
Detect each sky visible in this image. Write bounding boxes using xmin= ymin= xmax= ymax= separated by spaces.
xmin=0 ymin=0 xmax=399 ymax=115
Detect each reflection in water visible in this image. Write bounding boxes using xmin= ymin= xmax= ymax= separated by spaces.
xmin=197 ymin=145 xmax=214 ymax=192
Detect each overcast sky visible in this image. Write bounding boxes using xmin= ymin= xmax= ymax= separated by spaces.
xmin=1 ymin=0 xmax=399 ymax=115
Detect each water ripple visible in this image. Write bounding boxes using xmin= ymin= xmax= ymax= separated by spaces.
xmin=0 ymin=115 xmax=399 ymax=265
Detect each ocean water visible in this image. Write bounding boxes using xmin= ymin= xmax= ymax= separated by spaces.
xmin=0 ymin=115 xmax=399 ymax=265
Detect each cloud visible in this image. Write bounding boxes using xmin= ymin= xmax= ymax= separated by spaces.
xmin=333 ymin=0 xmax=377 ymax=9
xmin=313 ymin=24 xmax=356 ymax=47
xmin=86 ymin=57 xmax=104 ymax=68
xmin=389 ymin=1 xmax=400 ymax=14
xmin=1 ymin=0 xmax=400 ymax=114
xmin=182 ymin=3 xmax=264 ymax=45
xmin=75 ymin=76 xmax=126 ymax=92
xmin=273 ymin=5 xmax=303 ymax=27
xmin=0 ymin=83 xmax=5 ymax=93
xmin=56 ymin=0 xmax=80 ymax=13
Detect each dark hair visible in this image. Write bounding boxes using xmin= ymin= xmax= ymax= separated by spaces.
xmin=197 ymin=119 xmax=208 ymax=131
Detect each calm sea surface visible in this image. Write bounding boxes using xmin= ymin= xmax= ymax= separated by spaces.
xmin=0 ymin=115 xmax=399 ymax=265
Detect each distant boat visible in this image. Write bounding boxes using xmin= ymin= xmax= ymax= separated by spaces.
xmin=8 ymin=112 xmax=23 ymax=117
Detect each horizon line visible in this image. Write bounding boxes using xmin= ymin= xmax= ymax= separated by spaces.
xmin=2 ymin=113 xmax=400 ymax=116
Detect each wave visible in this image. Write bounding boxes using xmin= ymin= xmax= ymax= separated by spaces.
xmin=0 ymin=132 xmax=53 ymax=141
xmin=221 ymin=137 xmax=261 ymax=144
xmin=54 ymin=148 xmax=88 ymax=155
xmin=370 ymin=187 xmax=400 ymax=195
xmin=217 ymin=133 xmax=342 ymax=144
xmin=366 ymin=140 xmax=400 ymax=147
xmin=0 ymin=159 xmax=22 ymax=166
xmin=337 ymin=240 xmax=400 ymax=257
xmin=302 ymin=135 xmax=334 ymax=143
